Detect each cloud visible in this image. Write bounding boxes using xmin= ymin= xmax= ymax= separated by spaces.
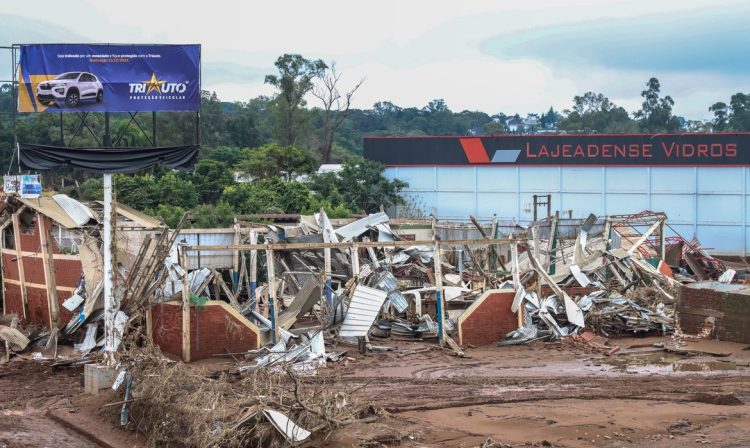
xmin=480 ymin=7 xmax=750 ymax=75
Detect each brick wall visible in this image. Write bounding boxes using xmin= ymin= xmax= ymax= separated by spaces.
xmin=677 ymin=285 xmax=750 ymax=344
xmin=150 ymin=301 xmax=260 ymax=361
xmin=458 ymin=290 xmax=517 ymax=346
xmin=150 ymin=302 xmax=183 ymax=358
xmin=2 ymin=214 xmax=80 ymax=327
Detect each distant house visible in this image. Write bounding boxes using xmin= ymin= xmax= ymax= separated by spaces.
xmin=506 ymin=114 xmax=542 ymax=134
xmin=506 ymin=117 xmax=524 ymax=133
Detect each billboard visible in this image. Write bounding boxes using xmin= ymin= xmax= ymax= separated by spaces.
xmin=3 ymin=174 xmax=42 ymax=198
xmin=364 ymin=134 xmax=750 ymax=166
xmin=17 ymin=44 xmax=200 ymax=113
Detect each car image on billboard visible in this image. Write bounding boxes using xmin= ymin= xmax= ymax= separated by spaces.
xmin=36 ymin=72 xmax=104 ymax=107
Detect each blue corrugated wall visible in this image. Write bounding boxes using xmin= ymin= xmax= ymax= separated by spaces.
xmin=385 ymin=166 xmax=748 ymax=256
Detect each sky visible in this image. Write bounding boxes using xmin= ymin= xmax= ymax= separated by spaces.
xmin=1 ymin=0 xmax=748 ymax=120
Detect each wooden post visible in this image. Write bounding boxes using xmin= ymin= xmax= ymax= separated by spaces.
xmin=659 ymin=220 xmax=666 ymax=261
xmin=511 ymin=239 xmax=523 ymax=328
xmin=249 ymin=231 xmax=257 ymax=309
xmin=180 ymin=246 xmax=191 ymax=362
xmin=38 ymin=215 xmax=59 ymax=330
xmin=231 ymin=222 xmax=240 ymax=292
xmin=351 ymin=241 xmax=360 ymax=277
xmin=433 ymin=241 xmax=446 ymax=345
xmin=266 ymin=247 xmax=278 ymax=343
xmin=547 ymin=213 xmax=559 ymax=275
xmin=11 ymin=209 xmax=28 ymax=320
xmin=323 ymin=247 xmax=332 ymax=304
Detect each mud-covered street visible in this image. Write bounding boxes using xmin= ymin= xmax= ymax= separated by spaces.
xmin=2 ymin=335 xmax=749 ymax=447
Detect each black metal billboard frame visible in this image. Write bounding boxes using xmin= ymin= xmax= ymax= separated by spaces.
xmin=2 ymin=43 xmax=200 ymax=158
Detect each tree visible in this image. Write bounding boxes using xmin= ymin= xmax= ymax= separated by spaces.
xmin=423 ymin=99 xmax=449 ymax=113
xmin=265 ymin=54 xmax=327 ymax=146
xmin=156 ymin=171 xmax=200 ymax=209
xmin=192 ymin=159 xmax=235 ymax=203
xmin=226 ymin=101 xmax=261 ymax=147
xmin=220 ymin=177 xmax=312 ymax=214
xmin=557 ymin=92 xmax=637 ymax=133
xmin=482 ymin=121 xmax=506 ymax=134
xmin=312 ymin=62 xmax=364 ymax=163
xmin=540 ymin=106 xmax=559 ymax=129
xmin=114 ymin=174 xmax=158 ymax=210
xmin=309 ymin=157 xmax=407 ymax=213
xmin=709 ymin=102 xmax=729 ymax=131
xmin=634 ymin=78 xmax=681 ymax=133
xmin=729 ymin=93 xmax=750 ymax=131
xmin=235 ymin=143 xmax=316 ymax=181
xmin=200 ymin=91 xmax=227 ymax=147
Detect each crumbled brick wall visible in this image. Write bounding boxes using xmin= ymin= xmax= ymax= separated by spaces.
xmin=459 ymin=291 xmax=517 ymax=346
xmin=150 ymin=302 xmax=259 ymax=361
xmin=2 ymin=216 xmax=80 ymax=327
xmin=677 ymin=285 xmax=750 ymax=344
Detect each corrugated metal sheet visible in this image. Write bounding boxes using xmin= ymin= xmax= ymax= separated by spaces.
xmin=53 ymin=194 xmax=97 ymax=226
xmin=174 ymin=230 xmax=235 ymax=269
xmin=339 ymin=285 xmax=388 ymax=337
xmin=95 ymin=201 xmax=162 ymax=228
xmin=19 ymin=196 xmax=87 ymax=229
xmin=335 ymin=212 xmax=389 ymax=241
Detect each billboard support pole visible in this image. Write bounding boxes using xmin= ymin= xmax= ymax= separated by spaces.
xmin=11 ymin=45 xmax=17 ymax=172
xmin=59 ymin=113 xmax=63 ymax=145
xmin=102 ymin=172 xmax=115 ymax=358
xmin=152 ymin=112 xmax=157 ymax=147
xmin=102 ymin=111 xmax=116 ymax=361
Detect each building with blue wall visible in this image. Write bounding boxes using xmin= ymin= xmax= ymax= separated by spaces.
xmin=365 ymin=134 xmax=750 ymax=256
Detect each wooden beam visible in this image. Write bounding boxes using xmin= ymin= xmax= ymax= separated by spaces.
xmin=469 ymin=215 xmax=507 ymax=270
xmin=433 ymin=241 xmax=446 ymax=345
xmin=180 ymin=247 xmax=191 ymax=362
xmin=37 ymin=216 xmax=59 ymax=330
xmin=11 ymin=210 xmax=28 ymax=320
xmin=185 ymin=238 xmax=507 ymax=252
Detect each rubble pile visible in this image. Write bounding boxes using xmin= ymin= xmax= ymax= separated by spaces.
xmin=0 ymin=195 xmax=743 ymax=444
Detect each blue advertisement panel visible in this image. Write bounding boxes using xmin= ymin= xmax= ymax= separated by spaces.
xmin=18 ymin=44 xmax=200 ymax=113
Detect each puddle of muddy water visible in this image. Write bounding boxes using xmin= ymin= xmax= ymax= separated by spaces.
xmin=598 ymin=352 xmax=745 ymax=374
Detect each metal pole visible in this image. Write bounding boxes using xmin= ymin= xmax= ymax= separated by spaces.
xmin=12 ymin=46 xmax=17 ymax=169
xmin=59 ymin=113 xmax=64 ymax=145
xmin=104 ymin=112 xmax=111 ymax=147
xmin=103 ymin=173 xmax=115 ymax=353
xmin=433 ymin=241 xmax=446 ymax=344
xmin=546 ymin=194 xmax=551 ymax=218
xmin=533 ymin=195 xmax=538 ymax=222
xmin=266 ymin=247 xmax=278 ymax=344
xmin=180 ymin=245 xmax=191 ymax=362
xmin=152 ymin=111 xmax=157 ymax=146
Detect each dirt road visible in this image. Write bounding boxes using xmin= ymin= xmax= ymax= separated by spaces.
xmin=1 ymin=336 xmax=749 ymax=447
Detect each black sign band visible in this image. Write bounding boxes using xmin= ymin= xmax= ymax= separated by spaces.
xmin=363 ymin=134 xmax=750 ymax=166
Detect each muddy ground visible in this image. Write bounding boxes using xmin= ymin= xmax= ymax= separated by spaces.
xmin=1 ymin=336 xmax=749 ymax=447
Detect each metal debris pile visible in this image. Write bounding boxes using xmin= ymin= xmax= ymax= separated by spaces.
xmin=502 ymin=211 xmax=735 ymax=345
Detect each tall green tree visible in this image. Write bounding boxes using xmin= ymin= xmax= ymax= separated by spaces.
xmin=235 ymin=143 xmax=316 ymax=181
xmin=634 ymin=78 xmax=681 ymax=133
xmin=557 ymin=92 xmax=636 ymax=133
xmin=729 ymin=93 xmax=750 ymax=131
xmin=709 ymin=101 xmax=729 ymax=131
xmin=265 ymin=54 xmax=327 ymax=146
